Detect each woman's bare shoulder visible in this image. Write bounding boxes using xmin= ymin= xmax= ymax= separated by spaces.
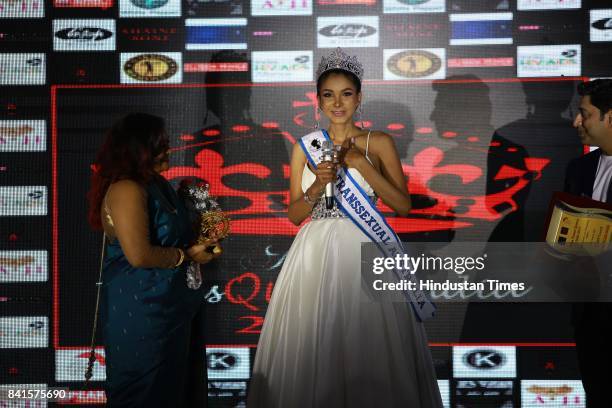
xmin=107 ymin=179 xmax=147 ymax=202
xmin=353 ymin=130 xmax=394 ymax=149
xmin=291 ymin=142 xmax=307 ymax=162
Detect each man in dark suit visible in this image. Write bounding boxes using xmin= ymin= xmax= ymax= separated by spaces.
xmin=564 ymin=79 xmax=612 ymax=407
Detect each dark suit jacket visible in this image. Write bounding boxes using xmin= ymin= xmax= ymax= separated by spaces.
xmin=563 ymin=148 xmax=612 ymax=327
xmin=564 ymin=148 xmax=612 ymax=203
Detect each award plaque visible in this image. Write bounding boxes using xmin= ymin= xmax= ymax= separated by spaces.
xmin=544 ymin=191 xmax=612 ymax=255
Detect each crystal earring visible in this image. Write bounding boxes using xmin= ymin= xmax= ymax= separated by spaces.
xmin=313 ymin=108 xmax=321 ymax=129
xmin=356 ymin=104 xmax=364 ymax=130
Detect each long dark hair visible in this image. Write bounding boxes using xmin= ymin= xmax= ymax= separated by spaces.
xmin=87 ymin=113 xmax=168 ymax=230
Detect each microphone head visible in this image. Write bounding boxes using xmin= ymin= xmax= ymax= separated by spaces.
xmin=321 ymin=140 xmax=335 ymax=161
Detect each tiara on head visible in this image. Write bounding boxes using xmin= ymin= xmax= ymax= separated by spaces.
xmin=316 ymin=47 xmax=364 ymax=82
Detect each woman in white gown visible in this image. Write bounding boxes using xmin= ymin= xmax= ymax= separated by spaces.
xmin=248 ymin=48 xmax=443 ymax=408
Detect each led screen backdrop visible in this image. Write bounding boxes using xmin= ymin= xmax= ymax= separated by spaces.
xmin=1 ymin=0 xmax=611 ymax=405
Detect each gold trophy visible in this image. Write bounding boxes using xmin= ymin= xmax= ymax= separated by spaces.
xmin=178 ymin=179 xmax=230 ymax=289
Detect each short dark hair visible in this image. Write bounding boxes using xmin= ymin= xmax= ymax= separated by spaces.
xmin=577 ymin=79 xmax=612 ymax=119
xmin=316 ymin=69 xmax=361 ymax=95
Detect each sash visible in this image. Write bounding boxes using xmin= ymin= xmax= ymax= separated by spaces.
xmin=299 ymin=130 xmax=436 ymax=321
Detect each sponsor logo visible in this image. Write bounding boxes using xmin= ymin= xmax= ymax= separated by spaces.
xmin=456 ymin=380 xmax=513 ymax=400
xmin=450 ymin=13 xmax=513 ymax=45
xmin=450 ymin=0 xmax=508 ymax=11
xmin=383 ymin=48 xmax=445 ymax=80
xmin=0 ymin=53 xmax=46 ymax=85
xmin=521 ymin=380 xmax=584 ymax=407
xmin=119 ymin=0 xmax=180 ymax=18
xmin=186 ymin=0 xmax=243 ymax=16
xmin=56 ymin=27 xmax=112 ymax=41
xmin=131 ymin=0 xmax=167 ymax=8
xmin=319 ymin=23 xmax=375 ymax=37
xmin=517 ymin=45 xmax=581 ymax=78
xmin=592 ymin=18 xmax=612 ymax=30
xmin=0 ymin=316 xmax=48 ymax=348
xmin=56 ymin=348 xmax=106 ymax=382
xmin=208 ymin=381 xmax=247 ymax=398
xmin=318 ymin=0 xmax=375 ymax=5
xmin=252 ymin=50 xmax=313 ymax=83
xmin=383 ymin=0 xmax=444 ymax=14
xmin=591 ymin=10 xmax=612 ymax=42
xmin=0 ymin=120 xmax=46 ymax=152
xmin=0 ymin=28 xmax=48 ymax=45
xmin=120 ymin=26 xmax=178 ymax=42
xmin=0 ymin=0 xmax=43 ymax=17
xmin=251 ymin=0 xmax=312 ymax=16
xmin=437 ymin=380 xmax=450 ymax=408
xmin=206 ymin=347 xmax=250 ymax=380
xmin=453 ymin=346 xmax=516 ymax=378
xmin=0 ymin=186 xmax=47 ymax=216
xmin=252 ymin=30 xmax=274 ymax=36
xmin=53 ymin=19 xmax=116 ymax=51
xmin=317 ymin=16 xmax=379 ymax=48
xmin=57 ymin=390 xmax=107 ymax=404
xmin=185 ymin=18 xmax=247 ymax=50
xmin=517 ymin=0 xmax=580 ymax=11
xmin=54 ymin=0 xmax=113 ymax=8
xmin=519 ymin=25 xmax=542 ymax=31
xmin=120 ymin=52 xmax=182 ymax=83
xmin=448 ymin=57 xmax=514 ymax=68
xmin=384 ymin=22 xmax=443 ymax=39
xmin=0 ymin=250 xmax=48 ymax=283
xmin=184 ymin=62 xmax=248 ymax=72
xmin=464 ymin=349 xmax=505 ymax=369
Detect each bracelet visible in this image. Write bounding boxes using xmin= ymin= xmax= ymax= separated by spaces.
xmin=304 ymin=191 xmax=318 ymax=205
xmin=174 ymin=248 xmax=185 ymax=268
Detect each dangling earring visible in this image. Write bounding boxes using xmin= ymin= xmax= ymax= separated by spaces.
xmin=356 ymin=104 xmax=364 ymax=130
xmin=313 ymin=108 xmax=321 ymax=129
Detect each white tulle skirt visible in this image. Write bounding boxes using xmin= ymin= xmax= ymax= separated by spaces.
xmin=248 ymin=218 xmax=443 ymax=408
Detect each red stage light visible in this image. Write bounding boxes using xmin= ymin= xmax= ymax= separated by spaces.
xmin=232 ymin=125 xmax=250 ymax=133
xmin=387 ymin=123 xmax=405 ymax=130
xmin=416 ymin=127 xmax=433 ymax=134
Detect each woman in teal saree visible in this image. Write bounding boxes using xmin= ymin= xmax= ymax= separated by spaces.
xmin=87 ymin=113 xmax=220 ymax=407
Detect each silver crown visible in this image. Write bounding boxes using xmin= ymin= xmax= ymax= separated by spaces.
xmin=316 ymin=47 xmax=364 ymax=82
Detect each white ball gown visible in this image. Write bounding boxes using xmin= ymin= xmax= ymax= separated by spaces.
xmin=248 ymin=164 xmax=443 ymax=408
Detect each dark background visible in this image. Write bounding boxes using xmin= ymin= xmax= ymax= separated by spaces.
xmin=1 ymin=0 xmax=610 ymax=405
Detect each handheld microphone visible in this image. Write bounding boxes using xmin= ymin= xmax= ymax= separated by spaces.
xmin=321 ymin=140 xmax=335 ymax=210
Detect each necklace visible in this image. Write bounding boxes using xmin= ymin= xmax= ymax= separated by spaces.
xmin=328 ymin=128 xmax=354 ymax=146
